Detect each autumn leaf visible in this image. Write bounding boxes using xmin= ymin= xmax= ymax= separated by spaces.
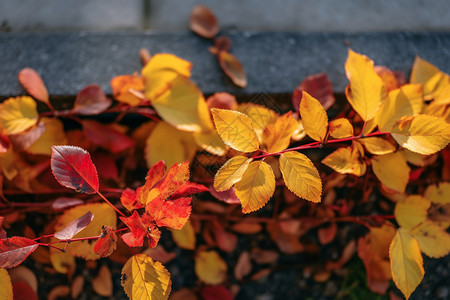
xmin=218 ymin=51 xmax=247 ymax=88
xmin=299 ymin=91 xmax=328 ymax=142
xmin=170 ymin=220 xmax=196 ymax=250
xmin=195 ymin=250 xmax=227 ymax=285
xmin=235 ymin=161 xmax=275 ymax=213
xmin=321 ymin=145 xmax=366 ymax=176
xmin=328 ymin=118 xmax=353 ymax=139
xmin=357 ymin=137 xmax=395 ymax=155
xmin=18 ymin=68 xmax=50 ymax=106
xmin=27 ymin=118 xmax=68 ymax=155
xmin=120 ymin=188 xmax=144 ymax=212
xmin=391 ymin=115 xmax=450 ymax=155
xmin=0 ymin=237 xmax=39 ymax=268
xmin=51 ymin=146 xmax=99 ymax=194
xmin=345 ymin=49 xmax=386 ymax=121
xmin=206 ymin=92 xmax=237 ymax=110
xmin=111 ymin=74 xmax=145 ymax=106
xmin=52 ymin=197 xmax=84 ymax=211
xmin=371 ymin=152 xmax=410 ymax=193
xmin=50 ymin=247 xmax=75 ymax=274
xmin=54 ymin=211 xmax=94 ymax=240
xmin=410 ymin=56 xmax=450 ymax=101
xmin=92 ymin=265 xmax=113 ymax=297
xmin=190 ymin=5 xmax=219 ymax=38
xmin=214 ymin=155 xmax=252 ymax=192
xmin=374 ymin=65 xmax=399 ymax=93
xmin=93 ymin=226 xmax=118 ymax=258
xmin=292 ymin=72 xmax=335 ymax=112
xmin=394 ymin=195 xmax=430 ymax=230
xmin=71 ymin=85 xmax=111 ymax=115
xmin=390 ymin=228 xmax=424 ymax=300
xmin=120 ymin=211 xmax=160 ymax=248
xmin=193 ymin=130 xmax=227 ymax=156
xmin=146 ymin=197 xmax=192 ymax=230
xmin=82 ymin=120 xmax=135 ymax=153
xmin=424 ymin=182 xmax=450 ymax=204
xmin=9 ymin=121 xmax=45 ymax=151
xmin=0 ymin=96 xmax=38 ymax=135
xmin=262 ymin=111 xmax=298 ymax=153
xmin=237 ymin=103 xmax=277 ymax=138
xmin=402 ymin=149 xmax=438 ymax=167
xmin=211 ymin=108 xmax=259 ymax=152
xmin=121 ymin=254 xmax=172 ymax=300
xmin=279 ymin=151 xmax=322 ymax=203
xmin=0 ymin=268 xmax=13 ymax=300
xmin=411 ymin=220 xmax=450 ymax=258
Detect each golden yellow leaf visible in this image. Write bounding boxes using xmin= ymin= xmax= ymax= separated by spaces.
xmin=27 ymin=118 xmax=68 ymax=155
xmin=170 ymin=220 xmax=196 ymax=250
xmin=410 ymin=56 xmax=450 ymax=101
xmin=54 ymin=203 xmax=117 ymax=260
xmin=279 ymin=151 xmax=322 ymax=203
xmin=145 ymin=121 xmax=197 ymax=168
xmin=402 ymin=149 xmax=438 ymax=167
xmin=424 ymin=182 xmax=450 ymax=204
xmin=411 ymin=220 xmax=450 ymax=258
xmin=321 ymin=146 xmax=366 ymax=176
xmin=0 ymin=96 xmax=38 ymax=135
xmin=214 ymin=156 xmax=252 ymax=192
xmin=424 ymin=99 xmax=450 ymax=122
xmin=389 ymin=228 xmax=424 ymax=300
xmin=394 ymin=195 xmax=431 ymax=230
xmin=0 ymin=148 xmax=19 ymax=180
xmin=345 ymin=50 xmax=387 ymax=121
xmin=299 ymin=91 xmax=328 ymax=141
xmin=121 ymin=254 xmax=172 ymax=300
xmin=92 ymin=265 xmax=113 ymax=297
xmin=329 ymin=118 xmax=353 ymax=138
xmin=193 ymin=130 xmax=227 ymax=156
xmin=391 ymin=115 xmax=450 ymax=155
xmin=211 ymin=108 xmax=259 ymax=152
xmin=194 ymin=250 xmax=227 ymax=285
xmin=152 ymin=76 xmax=213 ymax=133
xmin=262 ymin=112 xmax=297 ymax=153
xmin=49 ymin=248 xmax=75 ymax=274
xmin=372 ymin=152 xmax=410 ymax=193
xmin=235 ymin=161 xmax=275 ymax=213
xmin=291 ymin=118 xmax=306 ymax=141
xmin=377 ymin=84 xmax=423 ymax=132
xmin=236 ymin=103 xmax=278 ymax=139
xmin=357 ymin=137 xmax=396 ymax=155
xmin=0 ymin=268 xmax=13 ymax=300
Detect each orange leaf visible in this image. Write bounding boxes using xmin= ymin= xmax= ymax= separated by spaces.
xmin=146 ymin=197 xmax=192 ymax=230
xmin=120 ymin=211 xmax=160 ymax=248
xmin=190 ymin=5 xmax=219 ymax=39
xmin=120 ymin=188 xmax=144 ymax=212
xmin=18 ymin=68 xmax=50 ymax=106
xmin=93 ymin=226 xmax=118 ymax=258
xmin=218 ymin=51 xmax=247 ymax=88
xmin=111 ymin=74 xmax=145 ymax=106
xmin=321 ymin=145 xmax=366 ymax=176
xmin=262 ymin=111 xmax=298 ymax=152
xmin=374 ymin=65 xmax=399 ymax=93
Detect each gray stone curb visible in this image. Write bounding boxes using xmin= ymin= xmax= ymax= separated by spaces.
xmin=1 ymin=31 xmax=450 ymax=97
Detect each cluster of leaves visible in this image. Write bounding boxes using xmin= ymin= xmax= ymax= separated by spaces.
xmin=0 ymin=7 xmax=449 ymax=299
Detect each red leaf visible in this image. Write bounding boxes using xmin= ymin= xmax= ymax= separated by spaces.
xmin=12 ymin=281 xmax=39 ymax=300
xmin=190 ymin=5 xmax=219 ymax=39
xmin=18 ymin=68 xmax=49 ymax=105
xmin=72 ymin=85 xmax=111 ymax=115
xmin=0 ymin=216 xmax=6 ymax=239
xmin=0 ymin=237 xmax=38 ymax=268
xmin=212 ymin=220 xmax=238 ymax=253
xmin=146 ymin=197 xmax=192 ymax=230
xmin=292 ymin=73 xmax=335 ymax=112
xmin=82 ymin=120 xmax=135 ymax=153
xmin=206 ymin=92 xmax=238 ymax=110
xmin=200 ymin=286 xmax=234 ymax=300
xmin=138 ymin=160 xmax=167 ymax=205
xmin=171 ymin=182 xmax=209 ymax=199
xmin=51 ymin=145 xmax=99 ymax=194
xmin=120 ymin=188 xmax=144 ymax=212
xmin=92 ymin=152 xmax=119 ymax=180
xmin=120 ymin=211 xmax=160 ymax=248
xmin=209 ymin=36 xmax=232 ymax=55
xmin=52 ymin=197 xmax=84 ymax=211
xmin=93 ymin=226 xmax=117 ymax=257
xmin=0 ymin=131 xmax=10 ymax=153
xmin=54 ymin=211 xmax=94 ymax=240
xmin=218 ymin=51 xmax=247 ymax=88
xmin=209 ymin=185 xmax=240 ymax=204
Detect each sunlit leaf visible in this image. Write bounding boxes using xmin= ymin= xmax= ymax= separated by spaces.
xmin=18 ymin=68 xmax=50 ymax=106
xmin=374 ymin=65 xmax=399 ymax=93
xmin=120 ymin=211 xmax=160 ymax=248
xmin=235 ymin=161 xmax=275 ymax=213
xmin=372 ymin=152 xmax=410 ymax=193
xmin=211 ymin=108 xmax=259 ymax=152
xmin=190 ymin=5 xmax=219 ymax=38
xmin=328 ymin=118 xmax=353 ymax=138
xmin=170 ymin=220 xmax=196 ymax=250
xmin=82 ymin=120 xmax=135 ymax=153
xmin=51 ymin=146 xmax=99 ymax=194
xmin=299 ymin=91 xmax=328 ymax=142
xmin=27 ymin=118 xmax=68 ymax=155
xmin=391 ymin=115 xmax=450 ymax=155
xmin=411 ymin=220 xmax=450 ymax=258
xmin=236 ymin=103 xmax=277 ymax=139
xmin=111 ymin=74 xmax=145 ymax=106
xmin=394 ymin=195 xmax=430 ymax=230
xmin=390 ymin=228 xmax=424 ymax=300
xmin=0 ymin=96 xmax=38 ymax=135
xmin=93 ymin=226 xmax=118 ymax=258
xmin=54 ymin=211 xmax=94 ymax=240
xmin=279 ymin=151 xmax=322 ymax=203
xmin=0 ymin=237 xmax=38 ymax=268
xmin=345 ymin=49 xmax=386 ymax=121
xmin=121 ymin=254 xmax=172 ymax=300
xmin=357 ymin=137 xmax=396 ymax=155
xmin=120 ymin=188 xmax=143 ymax=212
xmin=402 ymin=149 xmax=438 ymax=167
xmin=262 ymin=111 xmax=298 ymax=152
xmin=218 ymin=51 xmax=247 ymax=88
xmin=195 ymin=250 xmax=227 ymax=285
xmin=410 ymin=56 xmax=450 ymax=101
xmin=213 ymin=156 xmax=252 ymax=192
xmin=321 ymin=145 xmax=366 ymax=176
xmin=193 ymin=130 xmax=227 ymax=156
xmin=424 ymin=182 xmax=450 ymax=204
xmin=0 ymin=268 xmax=13 ymax=300
xmin=72 ymin=85 xmax=111 ymax=115
xmin=146 ymin=197 xmax=192 ymax=230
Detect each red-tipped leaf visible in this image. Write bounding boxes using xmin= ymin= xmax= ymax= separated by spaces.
xmin=54 ymin=211 xmax=94 ymax=240
xmin=0 ymin=237 xmax=39 ymax=268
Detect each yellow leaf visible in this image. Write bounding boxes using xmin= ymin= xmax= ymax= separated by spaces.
xmin=194 ymin=250 xmax=227 ymax=285
xmin=345 ymin=49 xmax=387 ymax=121
xmin=411 ymin=220 xmax=450 ymax=258
xmin=92 ymin=265 xmax=113 ymax=297
xmin=27 ymin=118 xmax=68 ymax=155
xmin=193 ymin=130 xmax=227 ymax=156
xmin=279 ymin=151 xmax=322 ymax=203
xmin=0 ymin=96 xmax=38 ymax=135
xmin=49 ymin=248 xmax=75 ymax=274
xmin=170 ymin=220 xmax=196 ymax=250
xmin=424 ymin=182 xmax=450 ymax=204
xmin=121 ymin=254 xmax=172 ymax=300
xmin=145 ymin=121 xmax=197 ymax=168
xmin=329 ymin=118 xmax=353 ymax=138
xmin=214 ymin=156 xmax=252 ymax=192
xmin=211 ymin=108 xmax=259 ymax=152
xmin=389 ymin=228 xmax=424 ymax=300
xmin=391 ymin=115 xmax=450 ymax=155
xmin=424 ymin=99 xmax=450 ymax=122
xmin=299 ymin=92 xmax=328 ymax=141
xmin=262 ymin=112 xmax=297 ymax=153
xmin=377 ymin=84 xmax=423 ymax=132
xmin=357 ymin=137 xmax=396 ymax=155
xmin=321 ymin=146 xmax=366 ymax=176
xmin=236 ymin=103 xmax=278 ymax=139
xmin=394 ymin=195 xmax=431 ymax=230
xmin=410 ymin=56 xmax=450 ymax=101
xmin=0 ymin=268 xmax=13 ymax=300
xmin=152 ymin=76 xmax=213 ymax=133
xmin=0 ymin=148 xmax=19 ymax=180
xmin=402 ymin=149 xmax=438 ymax=167
xmin=54 ymin=203 xmax=117 ymax=260
xmin=372 ymin=152 xmax=410 ymax=193
xmin=235 ymin=161 xmax=275 ymax=213
xmin=291 ymin=118 xmax=306 ymax=141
